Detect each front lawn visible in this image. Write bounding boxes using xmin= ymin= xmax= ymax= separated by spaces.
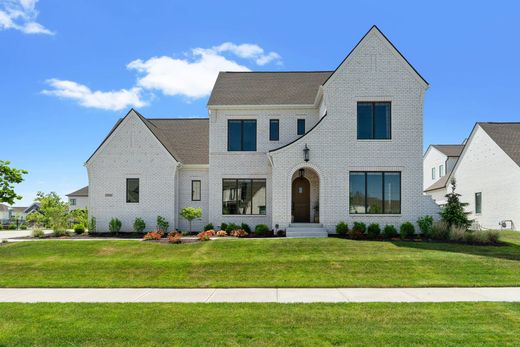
xmin=0 ymin=302 xmax=519 ymax=346
xmin=1 ymin=234 xmax=519 ymax=287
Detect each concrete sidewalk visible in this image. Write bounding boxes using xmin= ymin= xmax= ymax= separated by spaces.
xmin=0 ymin=287 xmax=518 ymax=303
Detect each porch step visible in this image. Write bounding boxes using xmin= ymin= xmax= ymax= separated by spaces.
xmin=286 ymin=223 xmax=328 ymax=238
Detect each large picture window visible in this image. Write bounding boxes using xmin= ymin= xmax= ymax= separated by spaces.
xmin=126 ymin=178 xmax=139 ymax=203
xmin=222 ymin=179 xmax=266 ymax=215
xmin=228 ymin=120 xmax=257 ymax=151
xmin=349 ymin=172 xmax=401 ymax=214
xmin=357 ymin=102 xmax=391 ymax=139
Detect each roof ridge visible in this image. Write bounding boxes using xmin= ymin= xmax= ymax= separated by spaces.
xmin=479 ymin=121 xmax=520 ymax=125
xmin=147 ymin=117 xmax=209 ymax=120
xmin=221 ymin=70 xmax=334 ymax=74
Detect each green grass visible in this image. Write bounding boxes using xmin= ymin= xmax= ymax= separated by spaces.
xmin=1 ymin=233 xmax=519 ymax=287
xmin=0 ymin=302 xmax=519 ymax=346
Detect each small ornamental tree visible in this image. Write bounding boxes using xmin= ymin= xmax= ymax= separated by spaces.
xmin=0 ymin=160 xmax=28 ymax=205
xmin=36 ymin=192 xmax=69 ymax=231
xmin=440 ymin=178 xmax=471 ymax=228
xmin=180 ymin=207 xmax=202 ymax=234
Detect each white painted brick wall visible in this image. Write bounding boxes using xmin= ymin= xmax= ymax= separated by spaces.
xmin=176 ymin=167 xmax=209 ymax=232
xmin=68 ymin=196 xmax=88 ymax=211
xmin=452 ymin=125 xmax=520 ymax=230
xmin=423 ymin=147 xmax=448 ymax=190
xmin=87 ymin=111 xmax=177 ymax=232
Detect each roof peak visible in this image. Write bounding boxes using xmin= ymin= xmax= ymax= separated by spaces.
xmin=221 ymin=70 xmax=334 ymax=74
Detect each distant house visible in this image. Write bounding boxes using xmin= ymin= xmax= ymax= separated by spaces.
xmin=66 ymin=186 xmax=88 ymax=210
xmin=424 ymin=122 xmax=520 ymax=230
xmin=423 ymin=144 xmax=464 ymax=203
xmin=0 ymin=204 xmax=9 ymax=223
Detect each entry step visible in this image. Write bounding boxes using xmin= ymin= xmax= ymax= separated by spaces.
xmin=286 ymin=223 xmax=328 ymax=238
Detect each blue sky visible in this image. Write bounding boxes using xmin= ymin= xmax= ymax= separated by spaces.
xmin=1 ymin=0 xmax=519 ymax=206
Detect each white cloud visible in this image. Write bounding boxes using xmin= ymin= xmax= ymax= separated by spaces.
xmin=0 ymin=0 xmax=53 ymax=35
xmin=44 ymin=42 xmax=281 ymax=109
xmin=42 ymin=79 xmax=147 ymax=111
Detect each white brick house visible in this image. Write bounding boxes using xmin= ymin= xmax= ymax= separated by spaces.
xmin=422 ymin=144 xmax=464 ymax=203
xmin=424 ymin=122 xmax=520 ymax=230
xmin=66 ymin=186 xmax=89 ymax=210
xmin=86 ymin=26 xmax=438 ymax=235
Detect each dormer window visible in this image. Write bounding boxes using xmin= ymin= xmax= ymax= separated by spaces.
xmin=357 ymin=102 xmax=391 ymax=140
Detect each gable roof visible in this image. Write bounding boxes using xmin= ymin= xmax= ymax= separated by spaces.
xmin=431 ymin=144 xmax=465 ymax=157
xmin=207 ymin=71 xmax=333 ymax=106
xmin=67 ymin=186 xmax=89 ymax=197
xmin=87 ymin=109 xmax=209 ymax=165
xmin=479 ymin=122 xmax=520 ymax=167
xmin=424 ymin=170 xmax=452 ymax=192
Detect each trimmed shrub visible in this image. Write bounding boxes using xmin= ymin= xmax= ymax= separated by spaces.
xmin=220 ymin=223 xmax=228 ymax=232
xmin=336 ymin=221 xmax=348 ymax=236
xmin=133 ymin=218 xmax=146 ymax=233
xmin=449 ymin=225 xmax=466 ymax=241
xmin=204 ymin=223 xmax=214 ymax=231
xmin=241 ymin=223 xmax=251 ymax=234
xmin=230 ymin=229 xmax=248 ymax=237
xmin=156 ymin=216 xmax=169 ymax=234
xmin=109 ymin=218 xmax=122 ymax=234
xmin=216 ymin=230 xmax=227 ymax=237
xmin=349 ymin=222 xmax=366 ymax=239
xmin=8 ymin=224 xmax=16 ymax=230
xmin=73 ymin=224 xmax=85 ymax=234
xmin=53 ymin=229 xmax=67 ymax=237
xmin=167 ymin=232 xmax=182 ymax=244
xmin=383 ymin=225 xmax=398 ymax=239
xmin=276 ymin=230 xmax=286 ymax=237
xmin=431 ymin=221 xmax=450 ymax=240
xmin=254 ymin=224 xmax=269 ymax=236
xmin=197 ymin=230 xmax=215 ymax=241
xmin=31 ymin=228 xmax=45 ymax=238
xmin=143 ymin=231 xmax=162 ymax=240
xmin=400 ymin=222 xmax=415 ymax=239
xmin=20 ymin=224 xmax=28 ymax=230
xmin=225 ymin=223 xmax=239 ymax=233
xmin=367 ymin=223 xmax=381 ymax=239
xmin=417 ymin=215 xmax=433 ymax=238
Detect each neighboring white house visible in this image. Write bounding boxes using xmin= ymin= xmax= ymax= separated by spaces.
xmin=424 ymin=122 xmax=520 ymax=230
xmin=423 ymin=144 xmax=464 ymax=202
xmin=86 ymin=26 xmax=438 ymax=235
xmin=0 ymin=204 xmax=9 ymax=224
xmin=66 ymin=186 xmax=89 ymax=210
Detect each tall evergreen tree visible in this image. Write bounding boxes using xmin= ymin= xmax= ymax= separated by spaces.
xmin=440 ymin=178 xmax=471 ymax=228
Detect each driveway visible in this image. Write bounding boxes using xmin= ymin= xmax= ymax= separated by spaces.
xmin=0 ymin=229 xmax=53 ymax=239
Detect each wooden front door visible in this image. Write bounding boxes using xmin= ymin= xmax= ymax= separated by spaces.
xmin=292 ymin=177 xmax=310 ymax=223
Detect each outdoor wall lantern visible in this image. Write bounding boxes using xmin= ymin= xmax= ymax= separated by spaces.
xmin=299 ymin=168 xmax=305 ymax=178
xmin=303 ymin=144 xmax=310 ymax=162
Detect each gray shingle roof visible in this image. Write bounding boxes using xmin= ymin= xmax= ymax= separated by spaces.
xmin=67 ymin=186 xmax=89 ymax=197
xmin=207 ymin=71 xmax=333 ymax=106
xmin=424 ymin=171 xmax=452 ymax=192
xmin=479 ymin=122 xmax=520 ymax=167
xmin=431 ymin=144 xmax=464 ymax=157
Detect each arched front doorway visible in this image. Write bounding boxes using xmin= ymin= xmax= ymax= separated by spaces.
xmin=292 ymin=177 xmax=310 ymax=222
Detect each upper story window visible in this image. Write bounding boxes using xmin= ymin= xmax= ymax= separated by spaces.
xmin=192 ymin=180 xmax=201 ymax=201
xmin=439 ymin=164 xmax=444 ymax=177
xmin=297 ymin=119 xmax=305 ymax=135
xmin=431 ymin=167 xmax=436 ymax=180
xmin=228 ymin=120 xmax=257 ymax=151
xmin=357 ymin=102 xmax=391 ymax=140
xmin=70 ymin=198 xmax=76 ymax=206
xmin=126 ymin=178 xmax=139 ymax=203
xmin=475 ymin=192 xmax=482 ymax=214
xmin=269 ymin=119 xmax=279 ymax=141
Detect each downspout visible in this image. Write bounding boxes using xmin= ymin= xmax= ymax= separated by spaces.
xmin=175 ymin=162 xmax=182 ymax=229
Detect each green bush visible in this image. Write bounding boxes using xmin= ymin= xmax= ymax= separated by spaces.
xmin=336 ymin=221 xmax=348 ymax=235
xmin=400 ymin=222 xmax=415 ymax=239
xmin=8 ymin=224 xmax=16 ymax=230
xmin=487 ymin=230 xmax=500 ymax=243
xmin=367 ymin=223 xmax=381 ymax=239
xmin=156 ymin=216 xmax=169 ymax=234
xmin=73 ymin=224 xmax=85 ymax=234
xmin=254 ymin=224 xmax=269 ymax=235
xmin=449 ymin=225 xmax=466 ymax=241
xmin=220 ymin=223 xmax=227 ymax=232
xmin=349 ymin=222 xmax=366 ymax=239
xmin=225 ymin=223 xmax=239 ymax=233
xmin=53 ymin=229 xmax=67 ymax=237
xmin=88 ymin=217 xmax=96 ymax=233
xmin=383 ymin=225 xmax=398 ymax=239
xmin=109 ymin=218 xmax=122 ymax=233
xmin=204 ymin=223 xmax=214 ymax=231
xmin=133 ymin=218 xmax=146 ymax=233
xmin=20 ymin=224 xmax=28 ymax=230
xmin=417 ymin=215 xmax=433 ymax=238
xmin=469 ymin=230 xmax=499 ymax=245
xmin=431 ymin=221 xmax=450 ymax=240
xmin=241 ymin=223 xmax=251 ymax=233
xmin=31 ymin=228 xmax=45 ymax=238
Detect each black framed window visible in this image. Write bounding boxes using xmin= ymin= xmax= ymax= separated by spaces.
xmin=269 ymin=119 xmax=279 ymax=141
xmin=192 ymin=180 xmax=201 ymax=201
xmin=475 ymin=192 xmax=482 ymax=214
xmin=297 ymin=119 xmax=305 ymax=135
xmin=357 ymin=102 xmax=391 ymax=139
xmin=126 ymin=178 xmax=139 ymax=203
xmin=228 ymin=120 xmax=257 ymax=151
xmin=70 ymin=199 xmax=76 ymax=206
xmin=222 ymin=179 xmax=266 ymax=215
xmin=349 ymin=172 xmax=401 ymax=214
